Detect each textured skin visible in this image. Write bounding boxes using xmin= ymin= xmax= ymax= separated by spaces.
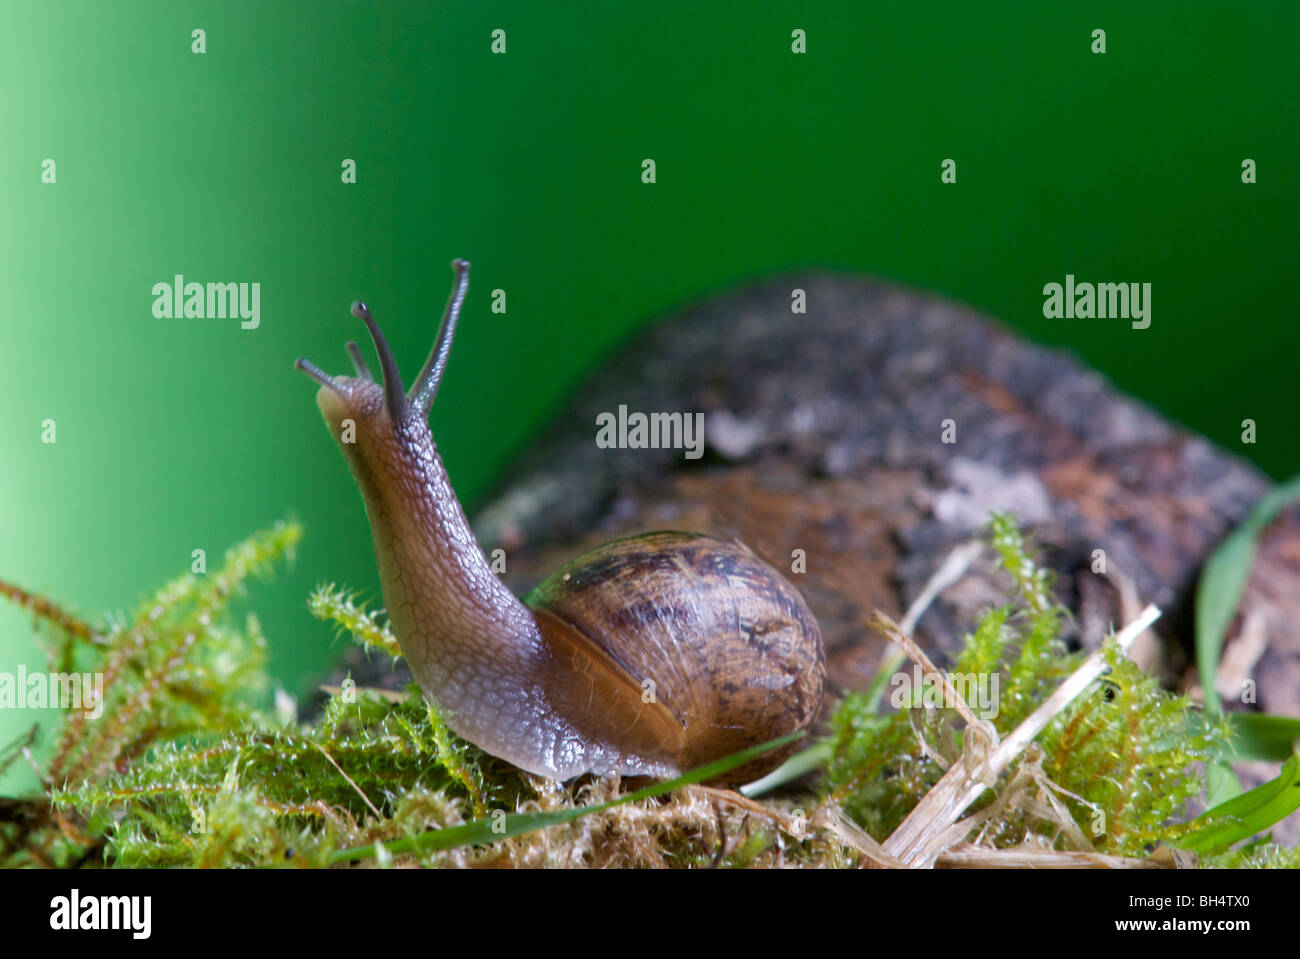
xmin=316 ymin=380 xmax=823 ymax=784
xmin=527 ymin=532 xmax=826 ymax=783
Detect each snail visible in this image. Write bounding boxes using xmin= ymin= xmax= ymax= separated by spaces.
xmin=295 ymin=260 xmax=825 ymax=784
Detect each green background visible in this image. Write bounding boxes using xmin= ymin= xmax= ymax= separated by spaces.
xmin=1 ymin=1 xmax=1296 ymax=793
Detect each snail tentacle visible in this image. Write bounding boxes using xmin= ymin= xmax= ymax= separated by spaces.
xmin=293 ymin=357 xmax=344 ymax=394
xmin=408 ymin=258 xmax=470 ymax=416
xmin=345 ymin=341 xmax=373 ymax=382
xmin=351 ymin=301 xmax=409 ymax=422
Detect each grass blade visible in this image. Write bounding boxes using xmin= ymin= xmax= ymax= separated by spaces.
xmin=1193 ymin=475 xmax=1300 ymax=805
xmin=1228 ymin=713 xmax=1300 ymax=763
xmin=329 ymin=731 xmax=804 ymax=864
xmin=1195 ymin=474 xmax=1300 ymax=716
xmin=1170 ymin=752 xmax=1300 ymax=855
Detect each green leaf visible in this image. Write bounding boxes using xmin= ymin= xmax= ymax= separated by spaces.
xmin=328 ymin=731 xmax=805 ymax=864
xmin=740 ymin=741 xmax=832 ymax=797
xmin=1205 ymin=761 xmax=1242 ymax=808
xmin=1195 ymin=474 xmax=1300 ymax=716
xmin=1229 ymin=712 xmax=1300 ymax=763
xmin=1170 ymin=752 xmax=1300 ymax=855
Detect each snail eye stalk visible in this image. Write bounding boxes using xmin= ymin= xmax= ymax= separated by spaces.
xmin=408 ymin=258 xmax=471 ymax=417
xmin=352 ymin=301 xmax=409 ymax=421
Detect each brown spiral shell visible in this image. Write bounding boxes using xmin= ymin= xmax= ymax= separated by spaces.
xmin=525 ymin=531 xmax=826 ymax=783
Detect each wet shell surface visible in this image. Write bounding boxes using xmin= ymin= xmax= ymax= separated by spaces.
xmin=525 ymin=531 xmax=826 ymax=782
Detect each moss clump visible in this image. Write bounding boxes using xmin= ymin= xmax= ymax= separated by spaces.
xmin=827 ymin=514 xmax=1234 ymax=860
xmin=0 ymin=513 xmax=1292 ymax=867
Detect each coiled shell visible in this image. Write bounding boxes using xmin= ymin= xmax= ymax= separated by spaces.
xmin=525 ymin=531 xmax=825 ymax=783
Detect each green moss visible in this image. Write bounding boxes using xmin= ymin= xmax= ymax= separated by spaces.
xmin=1205 ymin=841 xmax=1300 ymax=869
xmin=827 ymin=513 xmax=1253 ymax=862
xmin=1 ymin=512 xmax=1294 ymax=867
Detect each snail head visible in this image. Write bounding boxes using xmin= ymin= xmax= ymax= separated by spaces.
xmin=294 ymin=259 xmax=471 ymax=441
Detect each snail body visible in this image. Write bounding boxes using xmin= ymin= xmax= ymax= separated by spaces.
xmin=295 ymin=261 xmax=825 ymax=784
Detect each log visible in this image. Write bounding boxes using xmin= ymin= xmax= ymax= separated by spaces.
xmin=474 ymin=272 xmax=1292 ymax=721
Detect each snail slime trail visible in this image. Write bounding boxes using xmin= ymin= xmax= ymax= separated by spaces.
xmin=295 ymin=260 xmax=825 ymax=786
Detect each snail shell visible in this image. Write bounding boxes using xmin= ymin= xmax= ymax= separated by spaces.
xmin=526 ymin=531 xmax=825 ymax=783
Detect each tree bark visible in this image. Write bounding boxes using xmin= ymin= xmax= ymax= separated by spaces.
xmin=471 ymin=271 xmax=1296 ymax=723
